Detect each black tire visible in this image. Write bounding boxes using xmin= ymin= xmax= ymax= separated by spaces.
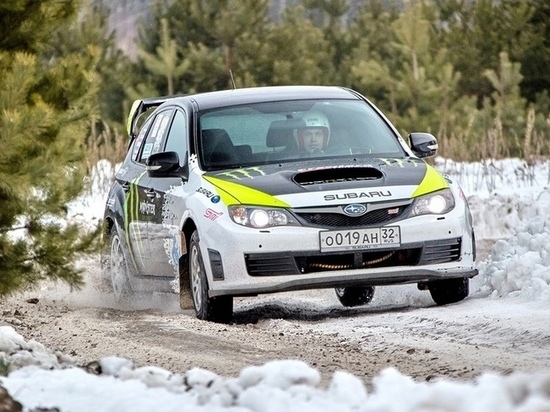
xmin=108 ymin=229 xmax=133 ymax=301
xmin=428 ymin=278 xmax=469 ymax=305
xmin=189 ymin=230 xmax=233 ymax=323
xmin=335 ymin=286 xmax=375 ymax=307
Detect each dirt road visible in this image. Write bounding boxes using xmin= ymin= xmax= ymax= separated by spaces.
xmin=1 ymin=256 xmax=549 ymax=387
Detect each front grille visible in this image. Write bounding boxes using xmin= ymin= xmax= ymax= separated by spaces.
xmin=296 ymin=206 xmax=408 ymax=228
xmin=245 ymin=253 xmax=299 ymax=275
xmin=245 ymin=237 xmax=463 ymax=277
xmin=420 ymin=238 xmax=462 ymax=264
xmin=246 ymin=248 xmax=421 ymax=276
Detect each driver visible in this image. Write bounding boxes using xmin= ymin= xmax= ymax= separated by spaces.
xmin=295 ymin=112 xmax=330 ymax=154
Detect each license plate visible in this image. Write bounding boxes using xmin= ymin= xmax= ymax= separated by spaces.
xmin=319 ymin=227 xmax=401 ymax=252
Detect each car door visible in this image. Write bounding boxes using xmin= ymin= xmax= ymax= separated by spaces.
xmin=114 ymin=113 xmax=154 ymax=276
xmin=146 ymin=108 xmax=189 ymax=277
xmin=132 ymin=107 xmax=174 ymax=275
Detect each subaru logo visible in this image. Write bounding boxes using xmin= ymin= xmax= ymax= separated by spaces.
xmin=343 ymin=203 xmax=367 ymax=217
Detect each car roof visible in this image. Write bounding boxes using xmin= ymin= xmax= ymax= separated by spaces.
xmin=174 ymin=85 xmax=362 ymax=111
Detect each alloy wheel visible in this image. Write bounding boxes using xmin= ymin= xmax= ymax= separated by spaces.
xmin=190 ymin=243 xmax=203 ymax=311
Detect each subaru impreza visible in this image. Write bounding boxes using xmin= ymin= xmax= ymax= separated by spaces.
xmin=102 ymin=86 xmax=477 ymax=322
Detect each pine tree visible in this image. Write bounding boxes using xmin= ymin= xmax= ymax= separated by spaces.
xmin=137 ymin=18 xmax=189 ymax=95
xmin=258 ymin=4 xmax=333 ymax=86
xmin=54 ymin=1 xmax=132 ymax=165
xmin=0 ymin=0 xmax=100 ymax=296
xmin=133 ymin=0 xmax=269 ymax=94
xmin=520 ymin=0 xmax=550 ymax=105
xmin=302 ymin=0 xmax=351 ymax=84
xmin=348 ymin=1 xmax=400 ymax=110
xmin=56 ymin=2 xmax=132 ymax=125
xmin=431 ymin=0 xmax=540 ymax=105
xmin=481 ymin=52 xmax=528 ymax=156
xmin=350 ymin=2 xmax=457 ymax=134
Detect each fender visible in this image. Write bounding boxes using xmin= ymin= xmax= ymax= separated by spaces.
xmin=101 ymin=182 xmax=135 ymax=279
xmin=104 ymin=181 xmax=128 ymax=239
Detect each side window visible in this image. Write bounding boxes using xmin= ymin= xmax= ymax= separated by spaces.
xmin=164 ymin=110 xmax=187 ymax=166
xmin=138 ymin=109 xmax=173 ymax=163
xmin=132 ymin=116 xmax=153 ymax=161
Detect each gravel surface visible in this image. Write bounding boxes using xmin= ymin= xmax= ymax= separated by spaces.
xmin=1 ymin=254 xmax=548 ymax=388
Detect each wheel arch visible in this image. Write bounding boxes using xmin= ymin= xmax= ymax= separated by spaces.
xmin=102 ymin=214 xmax=125 ymax=257
xmin=102 ymin=182 xmax=133 ymax=277
xmin=103 ymin=182 xmax=127 ymax=242
xmin=103 ymin=216 xmax=115 ymax=238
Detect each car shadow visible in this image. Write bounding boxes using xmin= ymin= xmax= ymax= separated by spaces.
xmin=231 ymin=300 xmax=427 ymax=325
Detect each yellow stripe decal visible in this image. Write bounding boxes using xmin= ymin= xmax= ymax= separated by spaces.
xmin=204 ymin=175 xmax=289 ymax=207
xmin=412 ymin=164 xmax=448 ymax=197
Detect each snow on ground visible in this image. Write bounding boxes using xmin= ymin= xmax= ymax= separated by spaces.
xmin=1 ymin=333 xmax=550 ymax=412
xmin=438 ymin=157 xmax=550 ymax=300
xmin=1 ymin=158 xmax=550 ymax=411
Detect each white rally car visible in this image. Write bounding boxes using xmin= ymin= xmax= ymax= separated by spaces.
xmin=103 ymin=86 xmax=477 ymax=322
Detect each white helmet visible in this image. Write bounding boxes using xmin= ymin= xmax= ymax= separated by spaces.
xmin=295 ymin=111 xmax=330 ymax=149
xmin=300 ymin=111 xmax=329 ymax=132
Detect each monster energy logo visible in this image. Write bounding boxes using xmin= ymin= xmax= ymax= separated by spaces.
xmin=139 ymin=201 xmax=155 ymax=215
xmin=377 ymin=158 xmax=405 ymax=167
xmin=377 ymin=158 xmax=423 ymax=167
xmin=123 ymin=172 xmax=147 ymax=270
xmin=216 ymin=167 xmax=266 ymax=180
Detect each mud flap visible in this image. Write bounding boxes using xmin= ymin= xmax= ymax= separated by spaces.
xmin=180 ymin=288 xmax=194 ymax=309
xmin=179 ymin=253 xmax=194 ymax=309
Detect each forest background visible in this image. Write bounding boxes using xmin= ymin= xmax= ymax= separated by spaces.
xmin=1 ymin=0 xmax=550 ymax=293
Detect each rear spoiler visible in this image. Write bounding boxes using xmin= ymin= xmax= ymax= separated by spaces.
xmin=126 ymin=95 xmax=182 ymax=138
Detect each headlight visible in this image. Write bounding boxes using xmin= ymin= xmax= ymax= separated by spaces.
xmin=410 ymin=189 xmax=455 ymax=216
xmin=229 ymin=206 xmax=299 ymax=228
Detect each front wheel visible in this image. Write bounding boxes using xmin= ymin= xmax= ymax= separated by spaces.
xmin=335 ymin=286 xmax=375 ymax=307
xmin=428 ymin=278 xmax=469 ymax=305
xmin=109 ymin=230 xmax=133 ymax=301
xmin=189 ymin=230 xmax=233 ymax=323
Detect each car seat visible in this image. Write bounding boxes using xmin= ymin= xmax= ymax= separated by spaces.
xmin=201 ymin=129 xmax=240 ymax=168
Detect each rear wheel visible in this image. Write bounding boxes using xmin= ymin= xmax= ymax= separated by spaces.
xmin=189 ymin=230 xmax=233 ymax=323
xmin=335 ymin=286 xmax=375 ymax=307
xmin=109 ymin=230 xmax=133 ymax=301
xmin=428 ymin=278 xmax=469 ymax=305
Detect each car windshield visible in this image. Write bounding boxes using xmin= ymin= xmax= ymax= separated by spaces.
xmin=197 ymin=99 xmax=406 ymax=171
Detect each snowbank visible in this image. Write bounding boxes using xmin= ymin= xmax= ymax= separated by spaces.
xmin=435 ymin=158 xmax=550 ymax=300
xmin=67 ymin=159 xmax=115 ymax=230
xmin=1 ymin=327 xmax=549 ymax=412
xmin=475 ymin=211 xmax=550 ymax=300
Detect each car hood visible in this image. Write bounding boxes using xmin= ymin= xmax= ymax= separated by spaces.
xmin=202 ymin=157 xmax=449 ymax=208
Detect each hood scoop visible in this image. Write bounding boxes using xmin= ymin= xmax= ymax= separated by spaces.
xmin=294 ymin=167 xmax=383 ymax=186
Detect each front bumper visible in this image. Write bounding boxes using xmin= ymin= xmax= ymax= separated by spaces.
xmin=199 ymin=207 xmax=477 ymax=298
xmin=211 ymin=266 xmax=478 ymax=297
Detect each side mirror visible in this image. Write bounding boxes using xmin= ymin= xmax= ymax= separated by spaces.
xmin=409 ymin=132 xmax=438 ymax=158
xmin=146 ymin=151 xmax=188 ymax=180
